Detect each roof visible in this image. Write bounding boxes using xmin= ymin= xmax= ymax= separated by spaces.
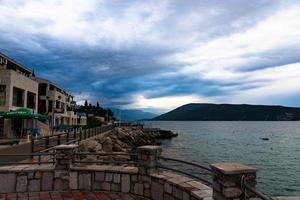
xmin=36 ymin=77 xmax=73 ymax=97
xmin=0 ymin=52 xmax=33 ymax=73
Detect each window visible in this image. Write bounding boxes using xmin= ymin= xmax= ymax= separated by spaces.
xmin=38 ymin=99 xmax=46 ymax=114
xmin=38 ymin=83 xmax=47 ymax=96
xmin=27 ymin=91 xmax=36 ymax=109
xmin=0 ymin=85 xmax=6 ymax=106
xmin=48 ymin=100 xmax=53 ymax=112
xmin=12 ymin=87 xmax=24 ymax=107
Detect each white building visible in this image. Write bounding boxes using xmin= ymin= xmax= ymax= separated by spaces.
xmin=36 ymin=78 xmax=87 ymax=128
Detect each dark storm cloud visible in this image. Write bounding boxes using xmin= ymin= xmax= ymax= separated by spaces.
xmin=0 ymin=0 xmax=300 ymax=111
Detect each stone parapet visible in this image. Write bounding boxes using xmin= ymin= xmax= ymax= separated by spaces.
xmin=210 ymin=163 xmax=257 ymax=200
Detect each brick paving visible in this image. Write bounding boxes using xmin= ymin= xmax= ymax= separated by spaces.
xmin=0 ymin=191 xmax=150 ymax=200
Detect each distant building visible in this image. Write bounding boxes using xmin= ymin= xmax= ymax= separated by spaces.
xmin=0 ymin=52 xmax=38 ymax=138
xmin=36 ymin=78 xmax=87 ymax=128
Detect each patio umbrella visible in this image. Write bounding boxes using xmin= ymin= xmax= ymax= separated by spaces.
xmin=0 ymin=108 xmax=47 ymax=121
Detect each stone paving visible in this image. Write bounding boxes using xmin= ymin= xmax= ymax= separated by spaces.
xmin=0 ymin=191 xmax=150 ymax=200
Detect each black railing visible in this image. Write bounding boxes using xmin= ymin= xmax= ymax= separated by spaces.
xmin=242 ymin=182 xmax=271 ymax=200
xmin=0 ymin=152 xmax=55 ymax=166
xmin=158 ymin=156 xmax=213 ymax=186
xmin=73 ymin=152 xmax=138 ymax=166
xmin=31 ymin=124 xmax=115 ymax=153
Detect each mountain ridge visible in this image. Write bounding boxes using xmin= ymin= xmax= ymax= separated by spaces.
xmin=152 ymin=103 xmax=300 ymax=121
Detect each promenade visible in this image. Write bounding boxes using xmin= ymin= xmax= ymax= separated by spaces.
xmin=1 ymin=191 xmax=149 ymax=200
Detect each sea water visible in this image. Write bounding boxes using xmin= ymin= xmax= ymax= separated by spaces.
xmin=143 ymin=121 xmax=300 ymax=196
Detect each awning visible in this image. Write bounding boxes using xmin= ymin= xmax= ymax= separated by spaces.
xmin=0 ymin=108 xmax=48 ymax=121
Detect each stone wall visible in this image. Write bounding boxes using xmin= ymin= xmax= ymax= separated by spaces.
xmin=0 ymin=145 xmax=298 ymax=200
xmin=0 ymin=164 xmax=213 ymax=200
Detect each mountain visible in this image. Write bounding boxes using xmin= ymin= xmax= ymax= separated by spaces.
xmin=112 ymin=108 xmax=158 ymax=121
xmin=152 ymin=103 xmax=300 ymax=121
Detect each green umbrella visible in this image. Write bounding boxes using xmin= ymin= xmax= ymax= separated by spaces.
xmin=0 ymin=108 xmax=48 ymax=121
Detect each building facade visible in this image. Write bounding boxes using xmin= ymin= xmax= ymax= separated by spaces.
xmin=37 ymin=78 xmax=87 ymax=128
xmin=0 ymin=53 xmax=38 ymax=138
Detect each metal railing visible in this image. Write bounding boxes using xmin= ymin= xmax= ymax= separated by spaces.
xmin=0 ymin=152 xmax=55 ymax=166
xmin=242 ymin=182 xmax=271 ymax=200
xmin=158 ymin=156 xmax=213 ymax=186
xmin=73 ymin=151 xmax=138 ymax=166
xmin=31 ymin=124 xmax=115 ymax=153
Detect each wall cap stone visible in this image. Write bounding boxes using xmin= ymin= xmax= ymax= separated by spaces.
xmin=71 ymin=165 xmax=138 ymax=174
xmin=210 ymin=163 xmax=256 ymax=174
xmin=55 ymin=144 xmax=78 ymax=149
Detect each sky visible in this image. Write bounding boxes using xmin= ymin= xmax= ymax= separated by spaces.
xmin=0 ymin=0 xmax=300 ymax=114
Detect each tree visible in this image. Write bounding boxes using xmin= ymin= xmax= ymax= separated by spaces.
xmin=96 ymin=101 xmax=100 ymax=109
xmin=84 ymin=100 xmax=88 ymax=108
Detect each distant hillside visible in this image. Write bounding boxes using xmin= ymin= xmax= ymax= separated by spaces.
xmin=152 ymin=103 xmax=300 ymax=121
xmin=112 ymin=108 xmax=158 ymax=121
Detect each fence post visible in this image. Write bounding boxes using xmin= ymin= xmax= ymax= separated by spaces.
xmin=74 ymin=130 xmax=77 ymax=140
xmin=45 ymin=136 xmax=50 ymax=149
xmin=30 ymin=138 xmax=35 ymax=159
xmin=67 ymin=131 xmax=70 ymax=142
xmin=210 ymin=163 xmax=257 ymax=200
xmin=79 ymin=130 xmax=82 ymax=141
xmin=84 ymin=129 xmax=87 ymax=139
xmin=137 ymin=145 xmax=162 ymax=175
xmin=57 ymin=134 xmax=61 ymax=145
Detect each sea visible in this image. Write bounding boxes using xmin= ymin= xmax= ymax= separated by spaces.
xmin=142 ymin=121 xmax=300 ymax=196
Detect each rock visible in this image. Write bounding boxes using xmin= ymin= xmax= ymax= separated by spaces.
xmin=102 ymin=137 xmax=113 ymax=152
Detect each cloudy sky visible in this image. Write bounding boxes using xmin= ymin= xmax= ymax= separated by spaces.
xmin=1 ymin=0 xmax=300 ymax=113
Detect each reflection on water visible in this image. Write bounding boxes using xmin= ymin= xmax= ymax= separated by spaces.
xmin=143 ymin=121 xmax=300 ymax=196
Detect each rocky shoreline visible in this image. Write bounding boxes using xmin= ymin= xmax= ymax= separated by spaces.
xmin=79 ymin=126 xmax=178 ymax=154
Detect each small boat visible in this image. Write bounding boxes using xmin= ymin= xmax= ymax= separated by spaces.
xmin=260 ymin=137 xmax=270 ymax=141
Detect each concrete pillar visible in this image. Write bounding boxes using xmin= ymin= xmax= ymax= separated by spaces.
xmin=137 ymin=145 xmax=162 ymax=175
xmin=55 ymin=144 xmax=78 ymax=170
xmin=210 ymin=163 xmax=257 ymax=200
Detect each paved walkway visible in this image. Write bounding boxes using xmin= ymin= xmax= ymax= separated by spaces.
xmin=0 ymin=191 xmax=150 ymax=200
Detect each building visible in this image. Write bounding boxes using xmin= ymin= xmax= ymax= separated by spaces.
xmin=0 ymin=53 xmax=38 ymax=138
xmin=36 ymin=78 xmax=87 ymax=128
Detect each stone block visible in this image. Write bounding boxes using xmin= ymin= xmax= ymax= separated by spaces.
xmin=222 ymin=187 xmax=242 ymax=198
xmin=174 ymin=186 xmax=183 ymax=199
xmin=151 ymin=181 xmax=164 ymax=200
xmin=54 ymin=179 xmax=68 ymax=191
xmin=16 ymin=175 xmax=28 ymax=192
xmin=164 ymin=182 xmax=173 ymax=194
xmin=28 ymin=172 xmax=34 ymax=179
xmin=105 ymin=173 xmax=113 ymax=182
xmin=121 ymin=174 xmax=130 ymax=193
xmin=134 ymin=183 xmax=143 ymax=196
xmin=0 ymin=174 xmax=16 ymax=193
xmin=113 ymin=173 xmax=120 ymax=183
xmin=95 ymin=172 xmax=105 ymax=182
xmin=93 ymin=182 xmax=101 ymax=190
xmin=111 ymin=183 xmax=121 ymax=192
xmin=144 ymin=188 xmax=151 ymax=197
xmin=55 ymin=170 xmax=69 ymax=180
xmin=213 ymin=181 xmax=221 ymax=192
xmin=41 ymin=172 xmax=53 ymax=191
xmin=78 ymin=173 xmax=91 ymax=190
xmin=35 ymin=171 xmax=42 ymax=179
xmin=164 ymin=193 xmax=175 ymax=200
xmin=28 ymin=179 xmax=40 ymax=192
xmin=186 ymin=181 xmax=211 ymax=191
xmin=210 ymin=163 xmax=256 ymax=175
xmin=69 ymin=172 xmax=78 ymax=190
xmin=213 ymin=191 xmax=227 ymax=200
xmin=183 ymin=191 xmax=190 ymax=200
xmin=192 ymin=189 xmax=213 ymax=199
xmin=101 ymin=182 xmax=111 ymax=191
